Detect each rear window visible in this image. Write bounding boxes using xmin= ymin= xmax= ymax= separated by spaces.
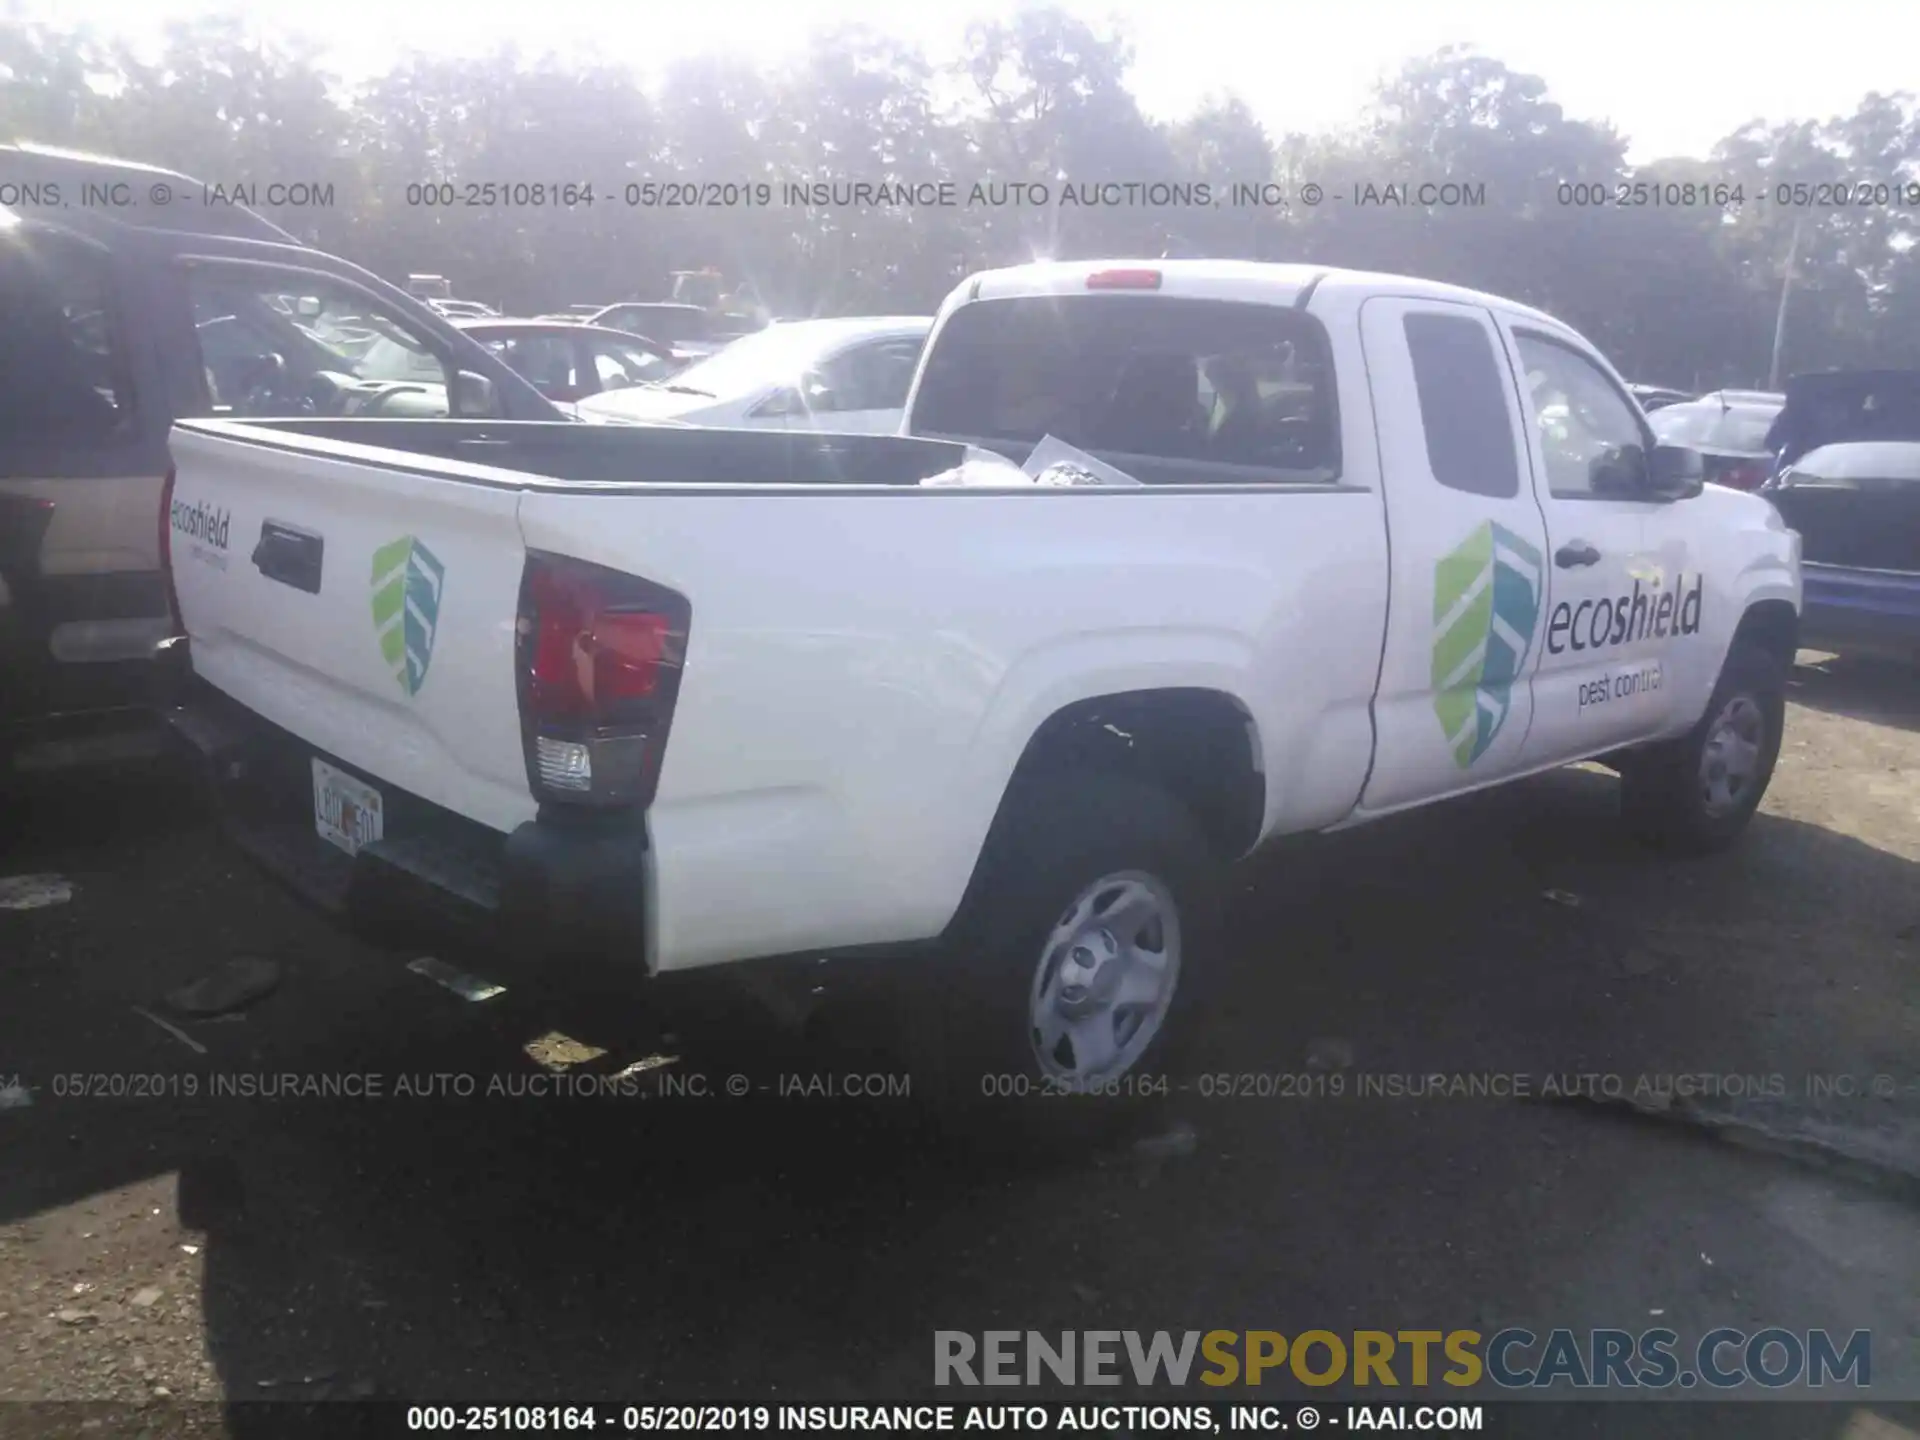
xmin=908 ymin=295 xmax=1340 ymax=483
xmin=1649 ymin=403 xmax=1778 ymax=453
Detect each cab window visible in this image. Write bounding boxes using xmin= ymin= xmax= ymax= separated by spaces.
xmin=1513 ymin=332 xmax=1650 ymax=498
xmin=1402 ymin=311 xmax=1521 ymax=499
xmin=909 ymin=295 xmax=1338 ymax=484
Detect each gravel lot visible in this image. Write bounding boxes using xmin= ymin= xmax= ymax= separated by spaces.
xmin=2 ymin=652 xmax=1918 ymax=1436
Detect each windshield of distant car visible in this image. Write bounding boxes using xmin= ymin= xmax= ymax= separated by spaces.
xmin=637 ymin=325 xmax=875 ymax=400
xmin=592 ymin=340 xmax=676 ymax=390
xmin=597 ymin=306 xmax=711 ymax=343
xmin=1787 ymin=441 xmax=1920 ymax=483
xmin=1649 ymin=402 xmax=1778 ymax=453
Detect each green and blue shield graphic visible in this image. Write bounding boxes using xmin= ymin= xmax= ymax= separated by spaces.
xmin=371 ymin=536 xmax=445 ymax=698
xmin=1432 ymin=520 xmax=1543 ymax=768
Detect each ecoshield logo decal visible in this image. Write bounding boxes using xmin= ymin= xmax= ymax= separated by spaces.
xmin=1432 ymin=521 xmax=1543 ymax=769
xmin=371 ymin=536 xmax=445 ymax=698
xmin=169 ymin=498 xmax=230 ymax=550
xmin=1547 ymin=574 xmax=1702 ymax=654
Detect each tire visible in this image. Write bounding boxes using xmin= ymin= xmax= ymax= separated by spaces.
xmin=1619 ymin=640 xmax=1786 ymax=853
xmin=894 ymin=772 xmax=1223 ymax=1139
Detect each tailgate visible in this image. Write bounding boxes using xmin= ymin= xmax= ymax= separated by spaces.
xmin=166 ymin=422 xmax=535 ymax=833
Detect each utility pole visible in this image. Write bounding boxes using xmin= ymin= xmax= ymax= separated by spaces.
xmin=1768 ymin=215 xmax=1805 ymax=391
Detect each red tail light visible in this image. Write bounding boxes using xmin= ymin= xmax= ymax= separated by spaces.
xmin=516 ymin=553 xmax=690 ymax=809
xmin=1722 ymin=461 xmax=1767 ymax=491
xmin=1086 ymin=268 xmax=1162 ymax=290
xmin=158 ymin=466 xmax=182 ymax=633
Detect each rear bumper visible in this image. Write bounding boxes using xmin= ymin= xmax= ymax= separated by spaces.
xmin=153 ymin=638 xmax=650 ymax=965
xmin=1800 ymin=563 xmax=1920 ymax=662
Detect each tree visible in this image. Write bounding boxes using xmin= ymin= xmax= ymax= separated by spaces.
xmin=1 ymin=8 xmax=1915 ymax=381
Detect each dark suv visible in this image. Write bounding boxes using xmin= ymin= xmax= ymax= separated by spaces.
xmin=0 ymin=143 xmax=561 ymax=775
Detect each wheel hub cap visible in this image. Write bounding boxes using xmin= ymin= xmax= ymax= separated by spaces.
xmin=1028 ymin=871 xmax=1181 ymax=1084
xmin=1699 ymin=694 xmax=1765 ymax=817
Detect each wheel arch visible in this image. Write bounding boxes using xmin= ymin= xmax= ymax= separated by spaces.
xmin=956 ymin=687 xmax=1265 ymax=916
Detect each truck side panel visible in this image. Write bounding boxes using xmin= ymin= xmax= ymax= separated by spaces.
xmin=516 ymin=486 xmax=1389 ymax=972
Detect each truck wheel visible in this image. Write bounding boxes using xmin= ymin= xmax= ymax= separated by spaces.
xmin=1619 ymin=640 xmax=1785 ymax=853
xmin=905 ymin=773 xmax=1222 ymax=1132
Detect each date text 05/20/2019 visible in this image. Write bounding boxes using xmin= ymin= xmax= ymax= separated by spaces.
xmin=395 ymin=179 xmax=1486 ymax=210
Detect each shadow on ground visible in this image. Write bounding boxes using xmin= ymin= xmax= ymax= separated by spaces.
xmin=4 ymin=700 xmax=1919 ymax=1432
xmin=1789 ymin=650 xmax=1920 ymax=731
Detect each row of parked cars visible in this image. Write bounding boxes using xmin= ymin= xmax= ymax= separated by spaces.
xmin=404 ymin=309 xmax=935 ymax=434
xmin=1628 ymin=376 xmax=1920 ymax=663
xmin=380 ymin=292 xmax=941 ymax=434
xmin=1 ymin=142 xmax=1915 ymax=791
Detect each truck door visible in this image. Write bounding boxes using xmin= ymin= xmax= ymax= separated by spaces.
xmin=1356 ymin=298 xmax=1551 ymax=814
xmin=1495 ymin=324 xmax=1686 ymax=766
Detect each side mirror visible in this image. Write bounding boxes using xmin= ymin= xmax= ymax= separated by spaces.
xmin=1588 ymin=444 xmax=1649 ymax=498
xmin=1646 ymin=442 xmax=1705 ymax=501
xmin=450 ymin=369 xmax=500 ymax=419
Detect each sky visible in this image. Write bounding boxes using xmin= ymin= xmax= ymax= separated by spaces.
xmin=13 ymin=0 xmax=1916 ymax=164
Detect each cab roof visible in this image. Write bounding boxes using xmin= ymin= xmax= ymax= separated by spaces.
xmin=958 ymin=258 xmax=1570 ymax=332
xmin=0 ymin=141 xmax=297 ymax=245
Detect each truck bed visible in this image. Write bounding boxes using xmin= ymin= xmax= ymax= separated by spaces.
xmin=164 ymin=416 xmax=1388 ymax=972
xmin=216 ymin=418 xmax=973 ymax=489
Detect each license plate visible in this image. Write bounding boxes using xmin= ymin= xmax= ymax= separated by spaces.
xmin=312 ymin=758 xmax=384 ymax=857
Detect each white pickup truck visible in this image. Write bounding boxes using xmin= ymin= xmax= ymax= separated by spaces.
xmin=156 ymin=259 xmax=1802 ymax=1098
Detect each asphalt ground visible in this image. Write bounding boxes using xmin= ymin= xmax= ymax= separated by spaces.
xmin=2 ymin=652 xmax=1918 ymax=1438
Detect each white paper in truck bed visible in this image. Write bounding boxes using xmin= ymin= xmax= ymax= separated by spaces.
xmin=1022 ymin=434 xmax=1144 ymax=487
xmin=917 ymin=446 xmax=1035 ymax=487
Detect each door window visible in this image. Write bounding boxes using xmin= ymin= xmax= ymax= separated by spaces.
xmin=0 ymin=230 xmax=133 ymax=448
xmin=186 ymin=270 xmax=451 ymax=417
xmin=1512 ymin=333 xmax=1650 ymax=499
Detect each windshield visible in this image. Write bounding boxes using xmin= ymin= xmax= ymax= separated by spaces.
xmin=1789 ymin=441 xmax=1920 ymax=483
xmin=1649 ymin=403 xmax=1778 ymax=452
xmin=634 ymin=325 xmax=845 ymax=398
xmin=600 ymin=306 xmax=710 ymax=343
xmin=593 ymin=341 xmax=676 ymax=390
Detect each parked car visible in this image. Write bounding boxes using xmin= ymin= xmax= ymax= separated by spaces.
xmin=360 ymin=320 xmax=677 ymax=403
xmin=1630 ymin=383 xmax=1694 ymax=412
xmin=0 ymin=143 xmax=560 ymax=778
xmin=1760 ymin=370 xmax=1920 ymax=664
xmin=585 ymin=302 xmax=742 ymax=363
xmin=1647 ymin=391 xmax=1785 ymax=491
xmin=572 ymin=317 xmax=932 ymax=433
xmin=429 ymin=299 xmax=501 ymax=319
xmin=155 ymin=258 xmax=1798 ymax=1113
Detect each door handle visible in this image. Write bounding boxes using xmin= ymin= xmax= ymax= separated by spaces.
xmin=252 ymin=521 xmax=324 ymax=595
xmin=1554 ymin=541 xmax=1601 ymax=569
